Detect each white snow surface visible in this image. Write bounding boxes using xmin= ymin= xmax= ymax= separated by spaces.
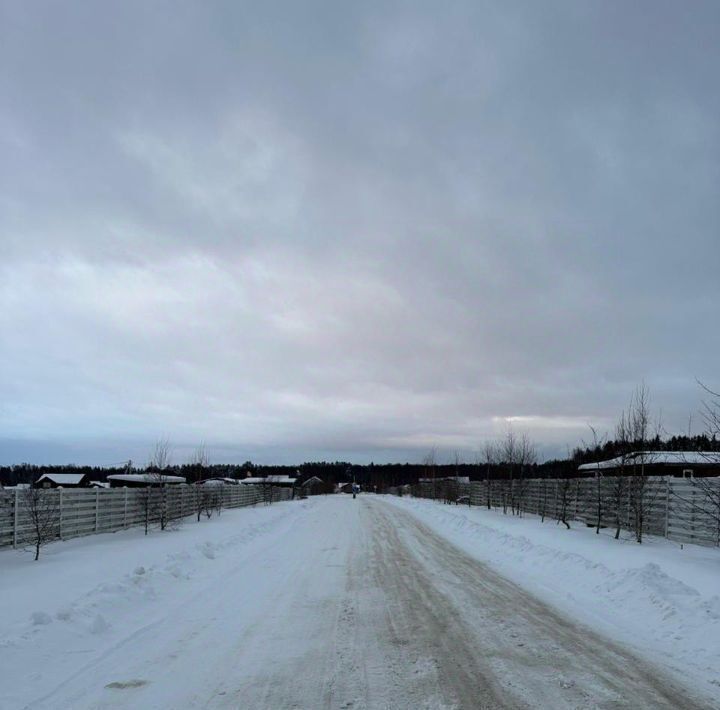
xmin=0 ymin=500 xmax=309 ymax=708
xmin=36 ymin=473 xmax=86 ymax=485
xmin=383 ymin=496 xmax=720 ymax=695
xmin=577 ymin=450 xmax=720 ymax=469
xmin=1 ymin=495 xmax=719 ymax=708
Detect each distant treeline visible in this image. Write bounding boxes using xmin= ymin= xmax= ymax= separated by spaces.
xmin=2 ymin=434 xmax=718 ymax=488
xmin=0 ymin=460 xmax=551 ymax=488
xmin=0 ymin=456 xmax=588 ymax=488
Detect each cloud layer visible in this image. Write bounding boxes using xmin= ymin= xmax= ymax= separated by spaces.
xmin=1 ymin=1 xmax=719 ymax=464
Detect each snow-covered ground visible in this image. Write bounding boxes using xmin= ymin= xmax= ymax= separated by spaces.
xmin=0 ymin=495 xmax=717 ymax=709
xmin=383 ymin=495 xmax=720 ymax=698
xmin=0 ymin=500 xmax=312 ymax=709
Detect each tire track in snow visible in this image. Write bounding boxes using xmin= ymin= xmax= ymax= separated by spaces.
xmin=369 ymin=498 xmax=714 ymax=709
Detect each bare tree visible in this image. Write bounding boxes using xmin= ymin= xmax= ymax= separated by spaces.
xmin=148 ymin=438 xmax=172 ymax=472
xmin=698 ymin=384 xmax=720 ymax=543
xmin=187 ymin=443 xmax=209 ymax=484
xmin=137 ymin=484 xmax=164 ymax=535
xmin=188 ymin=445 xmax=213 ymax=521
xmin=0 ymin=487 xmax=13 ymax=539
xmin=22 ymin=487 xmax=61 ymax=560
xmin=440 ymin=451 xmax=463 ymax=504
xmin=674 ymin=470 xmax=720 ymax=546
xmin=422 ymin=448 xmax=438 ymax=500
xmin=481 ymin=441 xmax=497 ymax=510
xmin=606 ymin=410 xmax=632 ymax=540
xmin=539 ymin=475 xmax=550 ymax=522
xmin=496 ymin=429 xmax=535 ymax=516
xmin=514 ymin=433 xmax=536 ymax=517
xmin=212 ymin=483 xmax=225 ymax=516
xmin=672 ymin=383 xmax=720 ymax=544
xmin=699 ymin=380 xmax=720 ymax=441
xmin=158 ymin=491 xmax=184 ymax=531
xmin=555 ymin=476 xmax=572 ymax=529
xmin=496 ymin=430 xmax=518 ymax=515
xmin=260 ymin=477 xmax=275 ymax=505
xmin=140 ymin=438 xmax=182 ymax=533
xmin=586 ymin=425 xmax=608 ymax=534
xmin=193 ymin=484 xmax=215 ymax=521
xmin=627 ymin=383 xmax=657 ymax=543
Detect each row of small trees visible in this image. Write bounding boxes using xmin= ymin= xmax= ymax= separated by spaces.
xmin=418 ymin=382 xmax=720 ymax=545
xmin=585 ymin=383 xmax=660 ymax=543
xmin=588 ymin=383 xmax=720 ymax=544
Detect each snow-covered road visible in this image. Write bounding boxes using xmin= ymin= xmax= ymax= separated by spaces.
xmin=1 ymin=496 xmax=713 ymax=709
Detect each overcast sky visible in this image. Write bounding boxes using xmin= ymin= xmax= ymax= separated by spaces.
xmin=1 ymin=1 xmax=719 ymax=466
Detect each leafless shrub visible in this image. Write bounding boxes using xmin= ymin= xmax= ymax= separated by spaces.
xmin=260 ymin=478 xmax=275 ymax=505
xmin=672 ymin=383 xmax=720 ymax=544
xmin=22 ymin=487 xmax=60 ymax=560
xmin=148 ymin=438 xmax=172 ymax=472
xmin=626 ymin=384 xmax=661 ymax=544
xmin=140 ymin=438 xmax=182 ymax=533
xmin=481 ymin=442 xmax=497 ymax=510
xmin=539 ymin=476 xmax=550 ymax=522
xmin=187 ymin=443 xmax=209 ymax=484
xmin=212 ymin=484 xmax=225 ymax=516
xmin=514 ymin=433 xmax=536 ymax=517
xmin=586 ymin=425 xmax=608 ymax=534
xmin=422 ymin=448 xmax=438 ymax=500
xmin=194 ymin=485 xmax=214 ymax=521
xmin=555 ymin=476 xmax=572 ymax=529
xmin=675 ymin=474 xmax=720 ymax=546
xmin=699 ymin=380 xmax=720 ymax=441
xmin=137 ymin=486 xmax=158 ymax=535
xmin=497 ymin=429 xmax=536 ymax=516
xmin=189 ymin=445 xmax=213 ymax=520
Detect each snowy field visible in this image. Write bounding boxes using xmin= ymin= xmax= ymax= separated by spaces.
xmin=0 ymin=495 xmax=717 ymax=709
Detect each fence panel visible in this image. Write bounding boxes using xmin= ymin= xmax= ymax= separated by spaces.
xmin=408 ymin=475 xmax=720 ymax=547
xmin=0 ymin=484 xmax=293 ymax=550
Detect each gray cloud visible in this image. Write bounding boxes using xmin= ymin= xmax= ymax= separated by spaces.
xmin=1 ymin=1 xmax=719 ymax=465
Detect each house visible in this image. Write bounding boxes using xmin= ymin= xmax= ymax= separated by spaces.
xmin=196 ymin=477 xmax=239 ymax=486
xmin=578 ymin=451 xmax=720 ymax=477
xmin=418 ymin=476 xmax=470 ymax=484
xmin=106 ymin=473 xmax=186 ymax=488
xmin=335 ymin=482 xmax=354 ymax=494
xmin=239 ymin=475 xmax=296 ymax=487
xmin=301 ymin=476 xmax=324 ymax=491
xmin=34 ymin=473 xmax=90 ymax=488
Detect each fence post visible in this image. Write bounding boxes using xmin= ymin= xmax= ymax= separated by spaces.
xmin=664 ymin=478 xmax=670 ymax=538
xmin=124 ymin=487 xmax=128 ymax=528
xmin=13 ymin=488 xmax=19 ymax=548
xmin=626 ymin=483 xmax=631 ymax=534
xmin=95 ymin=488 xmax=100 ymax=532
xmin=59 ymin=488 xmax=64 ymax=540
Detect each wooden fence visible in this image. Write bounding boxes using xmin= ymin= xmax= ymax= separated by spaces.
xmin=0 ymin=484 xmax=293 ymax=550
xmin=405 ymin=476 xmax=720 ymax=547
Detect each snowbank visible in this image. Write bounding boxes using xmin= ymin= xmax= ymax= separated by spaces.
xmin=0 ymin=499 xmax=310 ymax=708
xmin=382 ymin=496 xmax=720 ymax=696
